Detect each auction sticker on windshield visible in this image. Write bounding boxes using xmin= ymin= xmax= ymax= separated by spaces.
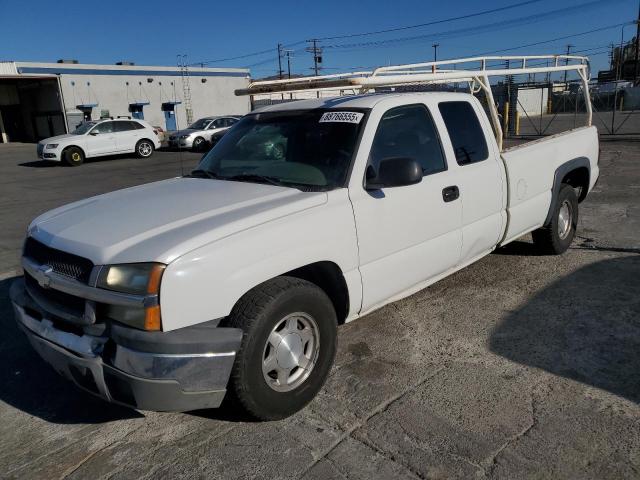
xmin=319 ymin=112 xmax=364 ymax=124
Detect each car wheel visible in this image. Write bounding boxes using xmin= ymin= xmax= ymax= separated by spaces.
xmin=532 ymin=183 xmax=578 ymax=254
xmin=192 ymin=137 xmax=205 ymax=152
xmin=63 ymin=147 xmax=84 ymax=166
xmin=136 ymin=139 xmax=154 ymax=158
xmin=224 ymin=276 xmax=337 ymax=420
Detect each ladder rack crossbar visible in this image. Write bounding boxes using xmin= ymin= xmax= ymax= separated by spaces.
xmin=236 ymin=54 xmax=590 ymax=96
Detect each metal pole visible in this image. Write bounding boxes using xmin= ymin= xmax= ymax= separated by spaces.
xmin=313 ymin=39 xmax=319 ymax=76
xmin=287 ymin=51 xmax=291 ymax=79
xmin=634 ymin=3 xmax=640 ymax=85
xmin=433 ymin=43 xmax=439 ymax=62
xmin=563 ymin=44 xmax=573 ymax=88
xmin=277 ymin=43 xmax=283 ymax=80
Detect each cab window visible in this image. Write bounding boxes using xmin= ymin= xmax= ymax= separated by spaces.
xmin=369 ymin=104 xmax=446 ymax=176
xmin=438 ymin=101 xmax=489 ymax=165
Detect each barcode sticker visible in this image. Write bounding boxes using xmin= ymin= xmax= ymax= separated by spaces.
xmin=319 ymin=111 xmax=364 ymax=124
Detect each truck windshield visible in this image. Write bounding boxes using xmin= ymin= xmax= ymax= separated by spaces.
xmin=195 ymin=109 xmax=366 ymax=190
xmin=73 ymin=122 xmax=96 ymax=135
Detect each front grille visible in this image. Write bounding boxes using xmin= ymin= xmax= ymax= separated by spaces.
xmin=24 ymin=237 xmax=94 ymax=284
xmin=24 ymin=272 xmax=86 ymax=319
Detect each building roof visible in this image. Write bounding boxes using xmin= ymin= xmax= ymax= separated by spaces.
xmin=1 ymin=61 xmax=249 ymax=78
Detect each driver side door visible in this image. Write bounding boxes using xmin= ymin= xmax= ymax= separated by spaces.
xmin=349 ymin=103 xmax=463 ymax=312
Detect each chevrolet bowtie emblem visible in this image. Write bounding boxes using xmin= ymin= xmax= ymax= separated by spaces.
xmin=36 ymin=265 xmax=53 ymax=289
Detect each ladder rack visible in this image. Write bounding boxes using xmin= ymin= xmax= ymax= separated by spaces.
xmin=236 ymin=54 xmax=592 ymax=152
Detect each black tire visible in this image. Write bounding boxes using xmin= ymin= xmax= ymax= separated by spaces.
xmin=135 ymin=139 xmax=154 ymax=158
xmin=224 ymin=276 xmax=337 ymax=420
xmin=63 ymin=146 xmax=84 ymax=166
xmin=192 ymin=136 xmax=205 ymax=152
xmin=532 ymin=183 xmax=578 ymax=255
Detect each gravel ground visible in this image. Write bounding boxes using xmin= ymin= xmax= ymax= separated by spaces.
xmin=0 ymin=141 xmax=638 ymax=479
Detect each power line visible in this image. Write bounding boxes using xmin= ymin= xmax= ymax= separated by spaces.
xmin=192 ymin=40 xmax=305 ymax=66
xmin=323 ymin=0 xmax=622 ymax=50
xmin=317 ymin=0 xmax=545 ymax=40
xmin=476 ymin=22 xmax=633 ymax=56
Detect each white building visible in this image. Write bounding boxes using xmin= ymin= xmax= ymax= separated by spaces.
xmin=0 ymin=60 xmax=250 ymax=143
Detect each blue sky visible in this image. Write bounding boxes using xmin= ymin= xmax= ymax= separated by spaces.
xmin=1 ymin=0 xmax=637 ymax=78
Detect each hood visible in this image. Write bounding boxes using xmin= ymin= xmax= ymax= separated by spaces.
xmin=29 ymin=178 xmax=327 ymax=265
xmin=170 ymin=128 xmax=200 ymax=137
xmin=39 ymin=133 xmax=79 ymax=144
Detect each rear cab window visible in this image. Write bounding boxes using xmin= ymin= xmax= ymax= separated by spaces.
xmin=438 ymin=101 xmax=489 ymax=166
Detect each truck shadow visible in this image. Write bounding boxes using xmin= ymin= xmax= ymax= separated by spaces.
xmin=0 ymin=277 xmax=142 ymax=424
xmin=489 ymin=255 xmax=640 ymax=404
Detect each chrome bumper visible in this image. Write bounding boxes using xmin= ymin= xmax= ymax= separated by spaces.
xmin=11 ymin=279 xmax=242 ymax=412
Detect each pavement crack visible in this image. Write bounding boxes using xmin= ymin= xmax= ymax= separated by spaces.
xmin=298 ymin=366 xmax=446 ymax=479
xmin=481 ymin=383 xmax=541 ymax=477
xmin=350 ymin=432 xmax=425 ymax=479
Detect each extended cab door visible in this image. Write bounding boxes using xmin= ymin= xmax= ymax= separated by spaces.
xmin=86 ymin=121 xmax=117 ymax=156
xmin=437 ymin=100 xmax=505 ymax=264
xmin=349 ymin=101 xmax=463 ymax=313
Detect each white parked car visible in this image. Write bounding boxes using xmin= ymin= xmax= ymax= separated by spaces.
xmin=11 ymin=61 xmax=599 ymax=420
xmin=167 ymin=116 xmax=240 ymax=151
xmin=37 ymin=118 xmax=161 ymax=166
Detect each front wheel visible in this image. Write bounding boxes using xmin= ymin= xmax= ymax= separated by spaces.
xmin=63 ymin=146 xmax=84 ymax=166
xmin=532 ymin=183 xmax=578 ymax=254
xmin=192 ymin=136 xmax=205 ymax=152
xmin=136 ymin=139 xmax=154 ymax=158
xmin=224 ymin=276 xmax=337 ymax=420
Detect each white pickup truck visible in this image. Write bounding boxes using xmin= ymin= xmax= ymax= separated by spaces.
xmin=11 ymin=57 xmax=599 ymax=420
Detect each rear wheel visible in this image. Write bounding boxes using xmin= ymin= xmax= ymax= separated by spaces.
xmin=532 ymin=183 xmax=578 ymax=254
xmin=63 ymin=147 xmax=84 ymax=166
xmin=224 ymin=276 xmax=337 ymax=420
xmin=136 ymin=139 xmax=154 ymax=158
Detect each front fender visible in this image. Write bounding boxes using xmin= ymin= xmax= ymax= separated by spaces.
xmin=159 ymin=190 xmax=360 ymax=331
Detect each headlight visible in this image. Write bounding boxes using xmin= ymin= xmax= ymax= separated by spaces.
xmin=45 ymin=143 xmax=58 ymax=149
xmin=97 ymin=263 xmax=165 ymax=330
xmin=180 ymin=134 xmax=190 ymax=139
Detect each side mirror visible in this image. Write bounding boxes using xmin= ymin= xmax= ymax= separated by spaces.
xmin=365 ymin=157 xmax=422 ymax=190
xmin=89 ymin=131 xmax=99 ymax=136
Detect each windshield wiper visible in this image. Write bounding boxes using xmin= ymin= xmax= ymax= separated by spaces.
xmin=188 ymin=169 xmax=222 ymax=179
xmin=224 ymin=173 xmax=291 ymax=188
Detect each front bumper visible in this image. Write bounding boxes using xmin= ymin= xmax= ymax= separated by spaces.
xmin=168 ymin=137 xmax=193 ymax=148
xmin=37 ymin=144 xmax=61 ymax=161
xmin=10 ymin=278 xmax=242 ymax=412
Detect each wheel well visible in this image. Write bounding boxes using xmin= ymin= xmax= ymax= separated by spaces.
xmin=284 ymin=261 xmax=350 ymax=324
xmin=561 ymin=167 xmax=589 ymax=202
xmin=62 ymin=145 xmax=85 ymax=157
xmin=137 ymin=138 xmax=155 ymax=146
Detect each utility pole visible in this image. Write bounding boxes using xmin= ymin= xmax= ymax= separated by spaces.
xmin=432 ymin=43 xmax=440 ymax=62
xmin=563 ymin=44 xmax=573 ymax=89
xmin=277 ymin=43 xmax=283 ymax=80
xmin=306 ymin=39 xmax=323 ymax=76
xmin=285 ymin=50 xmax=293 ymax=79
xmin=634 ymin=2 xmax=640 ymax=85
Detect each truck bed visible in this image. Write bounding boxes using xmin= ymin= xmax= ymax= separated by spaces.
xmin=499 ymin=126 xmax=599 ymax=245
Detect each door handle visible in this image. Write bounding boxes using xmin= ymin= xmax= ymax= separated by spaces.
xmin=442 ymin=186 xmax=460 ymax=202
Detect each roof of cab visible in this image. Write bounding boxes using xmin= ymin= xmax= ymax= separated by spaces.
xmin=252 ymin=91 xmax=472 ymax=113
